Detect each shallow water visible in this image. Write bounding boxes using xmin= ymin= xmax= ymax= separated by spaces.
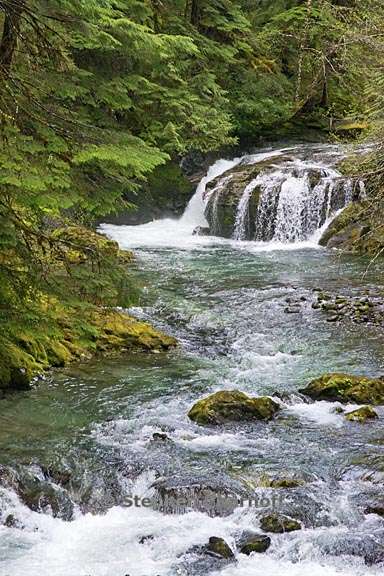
xmin=1 ymin=146 xmax=384 ymax=576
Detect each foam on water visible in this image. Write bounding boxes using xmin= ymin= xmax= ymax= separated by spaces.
xmin=2 ymin=144 xmax=382 ymax=576
xmin=286 ymin=401 xmax=366 ymax=428
xmin=2 ymin=489 xmax=382 ymax=576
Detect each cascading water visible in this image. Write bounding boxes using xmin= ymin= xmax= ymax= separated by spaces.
xmin=201 ymin=145 xmax=364 ymax=244
xmin=254 ymin=165 xmax=355 ymax=243
xmin=2 ymin=143 xmax=382 ymax=576
xmin=181 ymin=158 xmax=241 ymax=227
xmin=233 ymin=178 xmax=260 ymax=240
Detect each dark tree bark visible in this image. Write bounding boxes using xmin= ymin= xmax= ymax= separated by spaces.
xmin=190 ymin=0 xmax=200 ymax=27
xmin=0 ymin=1 xmax=24 ymax=76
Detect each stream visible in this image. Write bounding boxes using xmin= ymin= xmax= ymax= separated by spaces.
xmin=0 ymin=144 xmax=383 ymax=576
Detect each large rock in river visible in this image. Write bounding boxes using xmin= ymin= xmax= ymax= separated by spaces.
xmin=188 ymin=390 xmax=280 ymax=425
xmin=345 ymin=406 xmax=379 ymax=423
xmin=300 ymin=373 xmax=384 ymax=405
xmin=204 ymin=161 xmax=268 ymax=238
xmin=320 ymin=199 xmax=384 ymax=255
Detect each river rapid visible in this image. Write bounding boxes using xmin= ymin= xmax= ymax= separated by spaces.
xmin=0 ymin=144 xmax=383 ymax=576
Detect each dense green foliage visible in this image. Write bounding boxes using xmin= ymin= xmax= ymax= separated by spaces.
xmin=1 ymin=0 xmax=384 ymax=386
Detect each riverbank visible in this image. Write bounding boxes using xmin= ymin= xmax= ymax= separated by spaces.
xmin=0 ymin=225 xmax=176 ymax=393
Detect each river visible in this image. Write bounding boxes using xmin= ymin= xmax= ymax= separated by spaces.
xmin=0 ymin=144 xmax=383 ymax=576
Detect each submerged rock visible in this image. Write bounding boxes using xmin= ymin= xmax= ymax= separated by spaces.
xmin=238 ymin=533 xmax=271 ymax=555
xmin=206 ymin=537 xmax=234 ymax=559
xmin=188 ymin=390 xmax=280 ymax=425
xmin=260 ymin=513 xmax=302 ymax=533
xmin=310 ymin=289 xmax=384 ymax=326
xmin=193 ymin=226 xmax=210 ymax=236
xmin=365 ymin=505 xmax=384 ymax=517
xmin=299 ymin=373 xmax=384 ymax=405
xmin=345 ymin=406 xmax=379 ymax=423
xmin=151 ymin=475 xmax=244 ymax=517
xmin=152 ymin=432 xmax=171 ymax=442
xmin=262 ymin=476 xmax=306 ymax=489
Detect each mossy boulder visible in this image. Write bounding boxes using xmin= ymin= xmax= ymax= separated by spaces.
xmin=300 ymin=373 xmax=384 ymax=405
xmin=93 ymin=311 xmax=177 ymax=353
xmin=206 ymin=537 xmax=234 ymax=559
xmin=260 ymin=513 xmax=301 ymax=533
xmin=320 ymin=199 xmax=384 ymax=255
xmin=0 ymin=341 xmax=44 ymax=391
xmin=188 ymin=390 xmax=280 ymax=425
xmin=319 ymin=202 xmax=365 ymax=247
xmin=345 ymin=406 xmax=379 ymax=423
xmin=239 ymin=534 xmax=271 ymax=555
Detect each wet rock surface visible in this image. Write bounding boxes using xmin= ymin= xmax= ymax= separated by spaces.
xmin=188 ymin=390 xmax=281 ymax=425
xmin=206 ymin=536 xmax=235 ymax=559
xmin=300 ymin=373 xmax=384 ymax=404
xmin=238 ymin=532 xmax=271 ymax=555
xmin=260 ymin=513 xmax=302 ymax=533
xmin=345 ymin=406 xmax=379 ymax=423
xmin=311 ymin=289 xmax=384 ymax=325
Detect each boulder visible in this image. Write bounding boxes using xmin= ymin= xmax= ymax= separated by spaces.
xmin=260 ymin=513 xmax=302 ymax=533
xmin=345 ymin=406 xmax=379 ymax=423
xmin=204 ymin=155 xmax=293 ymax=239
xmin=319 ymin=202 xmax=366 ymax=248
xmin=152 ymin=432 xmax=171 ymax=442
xmin=364 ymin=506 xmax=384 ymax=517
xmin=264 ymin=477 xmax=305 ymax=489
xmin=319 ymin=199 xmax=384 ymax=256
xmin=188 ymin=390 xmax=280 ymax=425
xmin=193 ymin=226 xmax=211 ymax=236
xmin=206 ymin=537 xmax=234 ymax=559
xmin=299 ymin=373 xmax=384 ymax=405
xmin=238 ymin=533 xmax=271 ymax=555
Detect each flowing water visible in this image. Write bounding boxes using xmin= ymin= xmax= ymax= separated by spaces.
xmin=1 ymin=144 xmax=384 ymax=576
xmin=206 ymin=144 xmax=362 ymax=242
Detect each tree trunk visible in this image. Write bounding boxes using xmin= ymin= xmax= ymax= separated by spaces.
xmin=0 ymin=3 xmax=24 ymax=76
xmin=190 ymin=0 xmax=200 ymax=27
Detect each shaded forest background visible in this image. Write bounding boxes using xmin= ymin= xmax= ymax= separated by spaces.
xmin=1 ymin=0 xmax=384 ymax=389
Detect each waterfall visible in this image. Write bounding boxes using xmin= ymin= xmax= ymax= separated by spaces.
xmin=100 ymin=143 xmax=365 ymax=249
xmin=181 ymin=158 xmax=241 ymax=227
xmin=205 ymin=175 xmax=233 ymax=235
xmin=213 ymin=153 xmax=365 ymax=244
xmin=254 ymin=168 xmax=359 ymax=243
xmin=233 ymin=178 xmax=260 ymax=240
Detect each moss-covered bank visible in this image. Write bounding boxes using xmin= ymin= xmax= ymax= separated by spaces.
xmin=0 ymin=307 xmax=176 ymax=392
xmin=0 ymin=225 xmax=176 ymax=393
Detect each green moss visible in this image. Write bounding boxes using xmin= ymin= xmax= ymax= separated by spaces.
xmin=207 ymin=537 xmax=234 ymax=559
xmin=46 ymin=341 xmax=74 ymax=367
xmin=0 ymin=223 xmax=177 ymax=392
xmin=260 ymin=513 xmax=301 ymax=533
xmin=93 ymin=311 xmax=177 ymax=353
xmin=188 ymin=390 xmax=280 ymax=425
xmin=300 ymin=373 xmax=384 ymax=405
xmin=320 ymin=198 xmax=384 ymax=256
xmin=240 ymin=535 xmax=271 ymax=555
xmin=0 ymin=341 xmax=43 ymax=390
xmin=259 ymin=475 xmax=305 ymax=489
xmin=319 ymin=202 xmax=366 ymax=246
xmin=0 ymin=307 xmax=176 ymax=391
xmin=345 ymin=406 xmax=379 ymax=423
